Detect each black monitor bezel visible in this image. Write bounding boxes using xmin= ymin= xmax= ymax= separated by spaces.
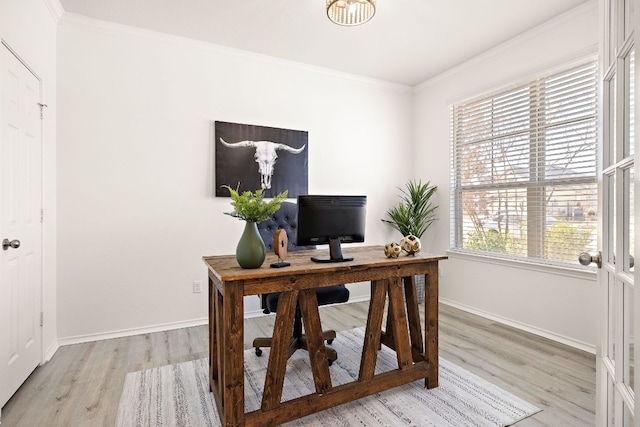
xmin=296 ymin=195 xmax=367 ymax=263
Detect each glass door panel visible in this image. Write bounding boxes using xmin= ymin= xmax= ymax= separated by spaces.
xmin=609 ymin=375 xmax=617 ymax=425
xmin=607 ymin=173 xmax=617 ymax=265
xmin=610 ymin=271 xmax=618 ymax=363
xmin=624 ymin=0 xmax=632 ymax=40
xmin=624 ymin=282 xmax=634 ymax=390
xmin=627 ymin=51 xmax=635 ymax=158
xmin=625 ymin=167 xmax=635 ymax=273
xmin=609 ymin=1 xmax=617 ymax=66
xmin=608 ymin=76 xmax=618 ymax=166
xmin=624 ymin=404 xmax=633 ymax=427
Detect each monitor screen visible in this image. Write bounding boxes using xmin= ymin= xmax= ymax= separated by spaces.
xmin=296 ymin=195 xmax=367 ymax=263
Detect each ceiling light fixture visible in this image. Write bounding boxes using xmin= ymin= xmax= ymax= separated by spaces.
xmin=326 ymin=0 xmax=376 ymax=26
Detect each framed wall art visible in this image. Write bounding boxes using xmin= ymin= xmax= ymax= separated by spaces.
xmin=215 ymin=121 xmax=309 ymax=198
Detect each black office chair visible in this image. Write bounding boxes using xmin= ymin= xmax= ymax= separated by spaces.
xmin=254 ymin=202 xmax=349 ymax=365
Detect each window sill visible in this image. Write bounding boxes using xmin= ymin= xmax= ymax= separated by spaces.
xmin=446 ymin=249 xmax=597 ymax=281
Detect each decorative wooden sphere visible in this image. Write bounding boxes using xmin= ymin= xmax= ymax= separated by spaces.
xmin=401 ymin=235 xmax=421 ymax=255
xmin=384 ymin=242 xmax=402 ymax=258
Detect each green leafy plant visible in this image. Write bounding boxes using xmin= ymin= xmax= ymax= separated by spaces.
xmin=382 ymin=179 xmax=438 ymax=238
xmin=544 ymin=219 xmax=594 ymax=262
xmin=464 ymin=229 xmax=509 ymax=252
xmin=221 ymin=184 xmax=288 ymax=223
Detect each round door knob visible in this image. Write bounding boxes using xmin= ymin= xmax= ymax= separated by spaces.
xmin=579 ymin=251 xmax=602 ymax=268
xmin=2 ymin=238 xmax=21 ymax=250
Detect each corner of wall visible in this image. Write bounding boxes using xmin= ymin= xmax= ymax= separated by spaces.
xmin=43 ymin=0 xmax=65 ymax=23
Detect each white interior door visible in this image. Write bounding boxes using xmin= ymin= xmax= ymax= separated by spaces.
xmin=0 ymin=43 xmax=43 ymax=408
xmin=597 ymin=0 xmax=637 ymax=425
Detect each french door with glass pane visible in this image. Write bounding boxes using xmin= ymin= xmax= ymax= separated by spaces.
xmin=598 ymin=0 xmax=637 ymax=425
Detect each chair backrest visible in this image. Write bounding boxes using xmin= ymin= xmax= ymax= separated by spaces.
xmin=257 ymin=201 xmax=315 ymax=253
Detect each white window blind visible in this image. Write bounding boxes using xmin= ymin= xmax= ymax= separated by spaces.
xmin=450 ymin=61 xmax=598 ymax=266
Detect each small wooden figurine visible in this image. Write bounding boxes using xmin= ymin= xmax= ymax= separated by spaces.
xmin=271 ymin=229 xmax=291 ymax=268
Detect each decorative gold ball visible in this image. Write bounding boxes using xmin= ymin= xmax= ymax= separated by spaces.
xmin=384 ymin=242 xmax=402 ymax=258
xmin=401 ymin=235 xmax=421 ymax=255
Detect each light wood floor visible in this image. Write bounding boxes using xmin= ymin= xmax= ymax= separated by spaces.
xmin=0 ymin=301 xmax=595 ymax=426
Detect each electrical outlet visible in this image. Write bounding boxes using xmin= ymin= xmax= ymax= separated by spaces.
xmin=193 ymin=280 xmax=203 ymax=293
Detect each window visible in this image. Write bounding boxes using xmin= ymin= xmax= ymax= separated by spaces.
xmin=450 ymin=61 xmax=598 ymax=266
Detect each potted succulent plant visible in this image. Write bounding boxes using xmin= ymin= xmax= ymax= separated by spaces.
xmin=382 ymin=179 xmax=438 ymax=302
xmin=222 ymin=185 xmax=288 ymax=268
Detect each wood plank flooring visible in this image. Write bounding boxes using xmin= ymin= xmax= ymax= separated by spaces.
xmin=0 ymin=301 xmax=595 ymax=426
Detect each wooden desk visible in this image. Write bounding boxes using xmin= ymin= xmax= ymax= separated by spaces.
xmin=203 ymin=245 xmax=447 ymax=427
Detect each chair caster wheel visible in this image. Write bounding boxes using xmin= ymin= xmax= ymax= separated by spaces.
xmin=255 ymin=347 xmax=262 ymax=356
xmin=326 ymin=339 xmax=334 ymax=345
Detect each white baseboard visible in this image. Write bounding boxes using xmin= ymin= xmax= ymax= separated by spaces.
xmin=56 ymin=296 xmax=373 ymax=347
xmin=54 ymin=297 xmax=591 ymax=356
xmin=440 ymin=298 xmax=596 ymax=355
xmin=57 ymin=317 xmax=209 ymax=347
xmin=44 ymin=340 xmax=60 ymax=362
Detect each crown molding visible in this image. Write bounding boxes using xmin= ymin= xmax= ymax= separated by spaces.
xmin=42 ymin=0 xmax=65 ymax=23
xmin=414 ymin=1 xmax=598 ymax=93
xmin=59 ymin=12 xmax=412 ymax=94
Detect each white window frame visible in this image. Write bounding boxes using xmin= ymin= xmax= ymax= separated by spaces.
xmin=450 ymin=60 xmax=599 ymax=268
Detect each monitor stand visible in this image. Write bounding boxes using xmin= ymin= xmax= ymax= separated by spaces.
xmin=311 ymin=238 xmax=354 ymax=263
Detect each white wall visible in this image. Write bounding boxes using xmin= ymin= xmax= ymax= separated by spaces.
xmin=413 ymin=3 xmax=599 ymax=350
xmin=7 ymin=1 xmax=599 ymax=350
xmin=0 ymin=0 xmax=59 ymax=359
xmin=56 ymin=14 xmax=414 ymax=341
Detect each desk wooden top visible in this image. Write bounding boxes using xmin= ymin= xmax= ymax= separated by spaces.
xmin=203 ymin=245 xmax=447 ymax=286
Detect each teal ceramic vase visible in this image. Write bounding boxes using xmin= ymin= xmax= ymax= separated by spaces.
xmin=236 ymin=221 xmax=266 ymax=269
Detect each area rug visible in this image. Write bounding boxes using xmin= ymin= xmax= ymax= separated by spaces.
xmin=116 ymin=327 xmax=540 ymax=427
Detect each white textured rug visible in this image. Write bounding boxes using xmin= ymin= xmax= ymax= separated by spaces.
xmin=117 ymin=327 xmax=540 ymax=427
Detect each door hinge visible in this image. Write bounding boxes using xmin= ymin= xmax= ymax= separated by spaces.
xmin=40 ymin=208 xmax=44 ymax=223
xmin=37 ymin=103 xmax=47 ymax=120
xmin=40 ymin=312 xmax=44 ymax=327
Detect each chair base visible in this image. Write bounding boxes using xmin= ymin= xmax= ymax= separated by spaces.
xmin=252 ymin=330 xmax=338 ymax=365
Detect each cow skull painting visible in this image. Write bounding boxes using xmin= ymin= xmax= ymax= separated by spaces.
xmin=219 ymin=138 xmax=306 ymax=190
xmin=215 ymin=121 xmax=308 ymax=198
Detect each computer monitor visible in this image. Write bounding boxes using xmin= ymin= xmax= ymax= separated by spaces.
xmin=296 ymin=195 xmax=367 ymax=263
